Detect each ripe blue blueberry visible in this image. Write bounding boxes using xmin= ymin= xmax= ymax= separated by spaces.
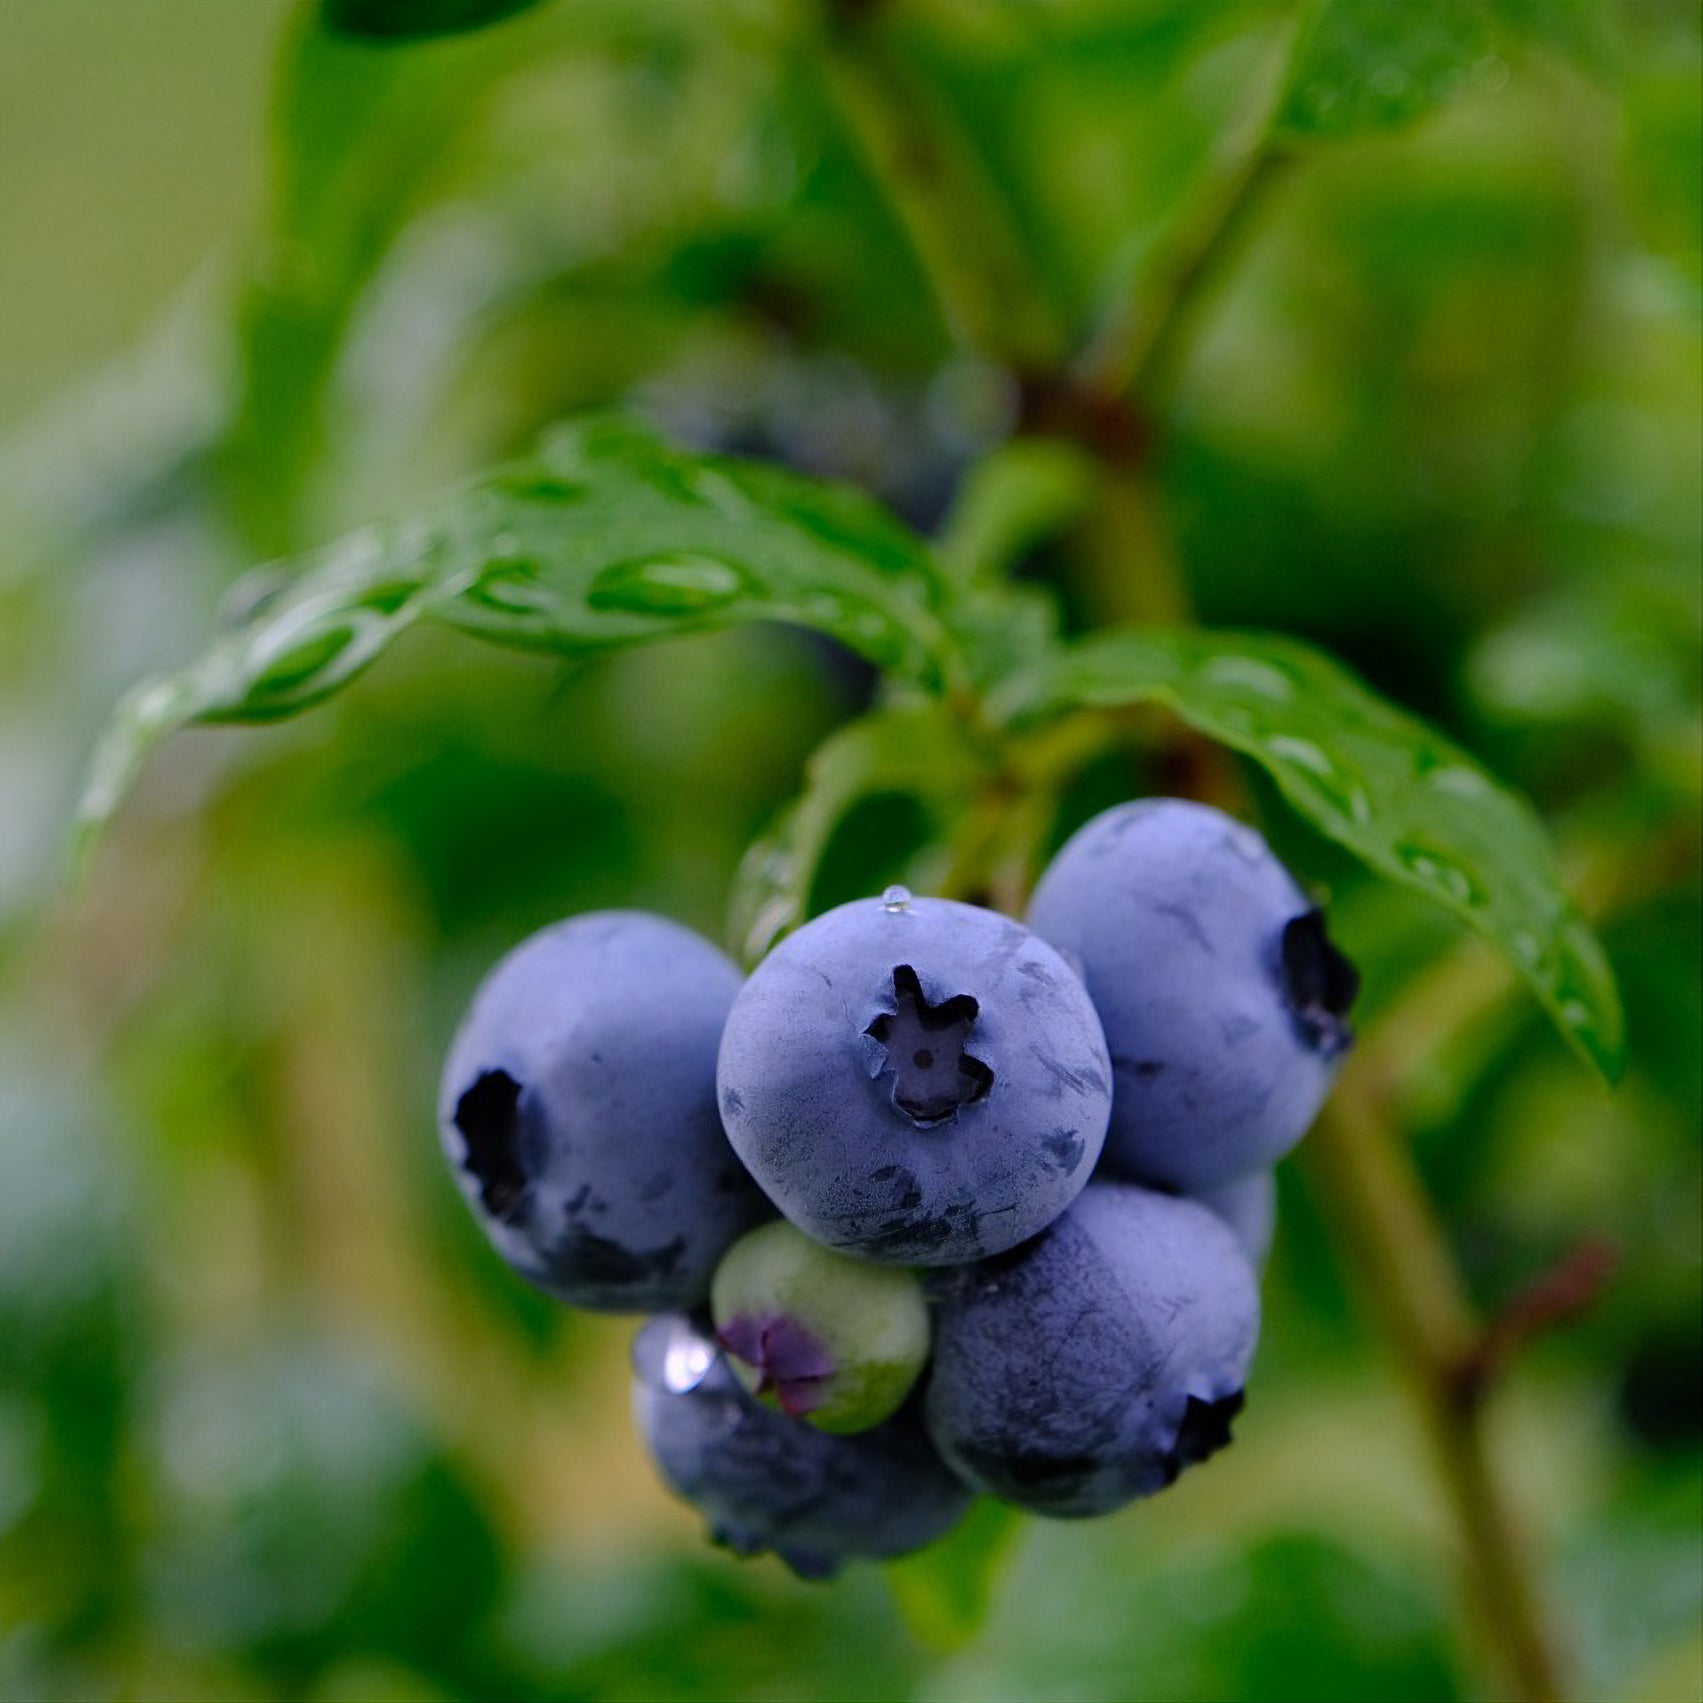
xmin=438 ymin=912 xmax=769 ymax=1312
xmin=924 ymin=1182 xmax=1260 ymax=1518
xmin=1195 ymin=1170 xmax=1277 ymax=1271
xmin=716 ymin=890 xmax=1111 ymax=1264
xmin=632 ymin=1314 xmax=972 ymax=1578
xmin=1026 ymin=799 xmax=1359 ymax=1192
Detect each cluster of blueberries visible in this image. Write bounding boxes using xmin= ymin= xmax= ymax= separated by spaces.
xmin=439 ymin=799 xmax=1359 ymax=1578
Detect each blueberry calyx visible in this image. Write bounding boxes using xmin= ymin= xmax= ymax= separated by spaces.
xmin=1279 ymin=911 xmax=1359 ymax=1056
xmin=716 ymin=1313 xmax=837 ymax=1418
xmin=453 ymin=1069 xmax=529 ymax=1219
xmin=864 ymin=965 xmax=994 ymax=1125
xmin=1159 ymin=1388 xmax=1245 ymax=1485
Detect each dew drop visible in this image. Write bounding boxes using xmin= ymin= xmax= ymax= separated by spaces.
xmin=1398 ymin=844 xmax=1485 ymax=909
xmin=1512 ymin=930 xmax=1544 ymax=968
xmin=1473 ymin=54 xmax=1510 ymax=94
xmin=1200 ymin=655 xmax=1297 ymax=701
xmin=586 ymin=553 xmax=752 ymax=616
xmin=1559 ymin=999 xmax=1592 ymax=1032
xmin=843 ymin=608 xmax=895 ymax=644
xmin=246 ymin=623 xmax=359 ymax=702
xmin=882 ymin=885 xmax=913 ymax=914
xmin=1425 ymin=764 xmax=1490 ymax=799
xmin=132 ymin=679 xmax=186 ymax=724
xmin=466 ymin=561 xmax=551 ymax=617
xmin=798 ymin=593 xmax=848 ymax=624
xmin=689 ymin=468 xmax=755 ymax=519
xmin=632 ymin=1316 xmax=715 ymax=1394
xmin=217 ymin=568 xmax=291 ymax=632
xmin=1264 ymin=734 xmax=1335 ymax=775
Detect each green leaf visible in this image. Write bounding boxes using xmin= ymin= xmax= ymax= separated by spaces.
xmin=994 ymin=627 xmax=1624 ymax=1082
xmin=932 ymin=440 xmax=1082 ymax=688
xmin=885 ymin=1498 xmax=1023 ymax=1651
xmin=222 ymin=4 xmax=528 ymax=552
xmin=938 ymin=438 xmax=1095 ymax=587
xmin=75 ymin=419 xmax=964 ymax=866
xmin=321 ymin=0 xmax=547 ymax=42
xmin=1277 ymin=0 xmax=1492 ymax=140
xmin=727 ymin=701 xmax=983 ymax=967
xmin=1481 ymin=0 xmax=1619 ymax=75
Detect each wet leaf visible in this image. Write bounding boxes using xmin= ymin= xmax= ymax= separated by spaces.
xmin=937 ymin=438 xmax=1094 ymax=587
xmin=75 ymin=419 xmax=963 ymax=865
xmin=223 ymin=5 xmax=528 ymax=551
xmin=1277 ymin=0 xmax=1492 ymax=140
xmin=995 ymin=627 xmax=1624 ymax=1082
xmin=321 ymin=0 xmax=547 ymax=42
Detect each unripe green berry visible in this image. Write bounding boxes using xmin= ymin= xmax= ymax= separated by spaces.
xmin=710 ymin=1220 xmax=930 ymax=1434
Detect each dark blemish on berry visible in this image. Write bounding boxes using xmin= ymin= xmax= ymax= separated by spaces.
xmin=1041 ymin=1128 xmax=1085 ymax=1174
xmin=558 ymin=1224 xmax=687 ymax=1285
xmin=870 ymin=1165 xmax=923 ymax=1212
xmin=1028 ymin=1048 xmax=1107 ymax=1099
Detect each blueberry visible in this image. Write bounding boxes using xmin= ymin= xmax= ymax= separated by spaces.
xmin=925 ymin=1182 xmax=1259 ymax=1518
xmin=716 ymin=890 xmax=1111 ymax=1264
xmin=632 ymin=1315 xmax=972 ymax=1577
xmin=1194 ymin=1170 xmax=1277 ymax=1271
xmin=438 ymin=911 xmax=770 ymax=1312
xmin=1026 ymin=800 xmax=1359 ymax=1192
xmin=711 ymin=1219 xmax=930 ymax=1433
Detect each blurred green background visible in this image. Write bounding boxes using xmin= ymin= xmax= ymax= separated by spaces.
xmin=0 ymin=1 xmax=1697 ymax=1699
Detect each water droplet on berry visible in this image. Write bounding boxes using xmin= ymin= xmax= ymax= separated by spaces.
xmin=881 ymin=885 xmax=912 ymax=914
xmin=632 ymin=1315 xmax=715 ymax=1394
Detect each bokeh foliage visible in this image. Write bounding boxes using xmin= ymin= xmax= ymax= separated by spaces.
xmin=0 ymin=2 xmax=1698 ymax=1700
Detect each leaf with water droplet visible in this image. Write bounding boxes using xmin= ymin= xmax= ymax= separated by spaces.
xmin=586 ymin=553 xmax=754 ymax=617
xmin=1277 ymin=0 xmax=1492 ymax=140
xmin=994 ymin=628 xmax=1624 ymax=1083
xmin=321 ymin=0 xmax=547 ymax=42
xmin=75 ymin=417 xmax=967 ymax=862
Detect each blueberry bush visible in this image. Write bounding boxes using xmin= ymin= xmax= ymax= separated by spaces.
xmin=1 ymin=0 xmax=1698 ymax=1699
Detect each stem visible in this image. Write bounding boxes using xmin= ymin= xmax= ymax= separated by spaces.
xmin=1083 ymin=143 xmax=1294 ymax=408
xmin=1075 ymin=460 xmax=1194 ymax=626
xmin=808 ymin=10 xmax=1574 ymax=1697
xmin=1306 ymin=1081 xmax=1568 ymax=1703
xmin=937 ymin=712 xmax=1116 ymax=909
xmin=1077 ymin=14 xmax=1303 ymax=408
xmin=817 ymin=2 xmax=1065 ymax=373
xmin=1297 ymin=823 xmax=1697 ymax=1699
